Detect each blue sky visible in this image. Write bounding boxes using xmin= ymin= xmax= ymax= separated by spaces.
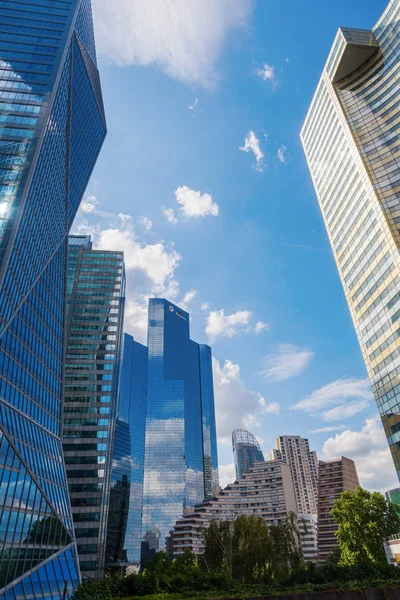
xmin=74 ymin=0 xmax=397 ymax=493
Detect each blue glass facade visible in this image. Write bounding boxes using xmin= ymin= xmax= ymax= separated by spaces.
xmin=63 ymin=236 xmax=125 ymax=580
xmin=0 ymin=2 xmax=106 ymax=598
xmin=232 ymin=429 xmax=265 ymax=480
xmin=105 ymin=333 xmax=148 ymax=571
xmin=141 ymin=299 xmax=219 ymax=563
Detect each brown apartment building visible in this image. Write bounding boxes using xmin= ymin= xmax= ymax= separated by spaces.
xmin=317 ymin=457 xmax=359 ymax=561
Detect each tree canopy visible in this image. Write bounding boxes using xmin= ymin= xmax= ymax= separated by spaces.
xmin=331 ymin=486 xmax=400 ymax=566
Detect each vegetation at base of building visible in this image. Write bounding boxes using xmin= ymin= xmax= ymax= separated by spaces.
xmin=332 ymin=486 xmax=400 ymax=566
xmin=73 ymin=491 xmax=400 ymax=600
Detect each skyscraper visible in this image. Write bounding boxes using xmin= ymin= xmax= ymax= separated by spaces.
xmin=301 ymin=0 xmax=400 ymax=480
xmin=274 ymin=436 xmax=318 ymax=514
xmin=141 ymin=298 xmax=219 ymax=563
xmin=0 ymin=2 xmax=106 ymax=598
xmin=317 ymin=457 xmax=359 ymax=561
xmin=105 ymin=333 xmax=148 ymax=573
xmin=63 ymin=236 xmax=125 ymax=580
xmin=232 ymin=429 xmax=264 ymax=480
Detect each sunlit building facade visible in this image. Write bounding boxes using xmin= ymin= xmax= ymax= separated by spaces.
xmin=0 ymin=1 xmax=106 ymax=598
xmin=63 ymin=236 xmax=125 ymax=580
xmin=232 ymin=429 xmax=264 ymax=480
xmin=105 ymin=333 xmax=148 ymax=572
xmin=301 ymin=0 xmax=400 ymax=480
xmin=141 ymin=299 xmax=218 ymax=564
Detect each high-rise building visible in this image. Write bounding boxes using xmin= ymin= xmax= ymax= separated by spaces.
xmin=141 ymin=298 xmax=219 ymax=564
xmin=317 ymin=457 xmax=359 ymax=561
xmin=274 ymin=436 xmax=318 ymax=514
xmin=301 ymin=0 xmax=400 ymax=481
xmin=232 ymin=429 xmax=265 ymax=480
xmin=0 ymin=2 xmax=106 ymax=597
xmin=171 ymin=459 xmax=297 ymax=558
xmin=105 ymin=333 xmax=148 ymax=573
xmin=63 ymin=236 xmax=125 ymax=580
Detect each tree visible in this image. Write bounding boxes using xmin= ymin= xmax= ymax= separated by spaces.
xmin=201 ymin=514 xmax=303 ymax=583
xmin=331 ymin=486 xmax=400 ymax=566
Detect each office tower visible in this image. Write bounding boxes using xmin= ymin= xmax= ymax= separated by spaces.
xmin=171 ymin=459 xmax=297 ymax=558
xmin=232 ymin=429 xmax=265 ymax=480
xmin=0 ymin=1 xmax=106 ymax=597
xmin=301 ymin=0 xmax=400 ymax=481
xmin=275 ymin=436 xmax=318 ymax=514
xmin=63 ymin=236 xmax=124 ymax=580
xmin=105 ymin=333 xmax=148 ymax=573
xmin=141 ymin=299 xmax=219 ymax=563
xmin=317 ymin=457 xmax=359 ymax=561
xmin=297 ymin=514 xmax=318 ymax=563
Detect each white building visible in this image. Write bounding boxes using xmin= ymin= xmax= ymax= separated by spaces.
xmin=298 ymin=513 xmax=318 ymax=562
xmin=384 ymin=535 xmax=400 ymax=566
xmin=172 ymin=459 xmax=297 ymax=558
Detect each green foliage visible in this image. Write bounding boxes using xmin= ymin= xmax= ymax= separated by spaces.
xmin=73 ymin=573 xmax=125 ymax=600
xmin=201 ymin=513 xmax=302 ymax=583
xmin=331 ymin=486 xmax=400 ymax=566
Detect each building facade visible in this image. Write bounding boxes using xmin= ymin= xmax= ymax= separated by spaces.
xmin=141 ymin=298 xmax=218 ymax=563
xmin=63 ymin=236 xmax=125 ymax=580
xmin=232 ymin=429 xmax=264 ymax=481
xmin=297 ymin=513 xmax=318 ymax=563
xmin=317 ymin=457 xmax=359 ymax=561
xmin=171 ymin=459 xmax=297 ymax=558
xmin=301 ymin=0 xmax=400 ymax=481
xmin=274 ymin=436 xmax=318 ymax=514
xmin=105 ymin=333 xmax=148 ymax=573
xmin=386 ymin=487 xmax=400 ymax=516
xmin=0 ymin=2 xmax=106 ymax=598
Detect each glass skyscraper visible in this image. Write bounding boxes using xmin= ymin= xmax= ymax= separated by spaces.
xmin=301 ymin=0 xmax=400 ymax=481
xmin=0 ymin=2 xmax=105 ymax=598
xmin=63 ymin=236 xmax=125 ymax=580
xmin=105 ymin=333 xmax=147 ymax=573
xmin=141 ymin=298 xmax=218 ymax=564
xmin=232 ymin=429 xmax=264 ymax=480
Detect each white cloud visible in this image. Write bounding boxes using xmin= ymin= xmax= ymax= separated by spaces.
xmin=240 ymin=130 xmax=264 ymax=170
xmin=163 ymin=207 xmax=178 ymax=225
xmin=80 ymin=193 xmax=99 ymax=213
xmin=219 ymin=463 xmax=236 ymax=488
xmin=205 ymin=308 xmax=252 ymax=342
xmin=293 ymin=377 xmax=373 ymax=414
xmin=183 ymin=290 xmax=197 ymax=305
xmin=254 ymin=321 xmax=269 ymax=334
xmin=141 ymin=216 xmax=152 ymax=231
xmin=321 ymin=400 xmax=370 ymax=422
xmin=73 ymin=204 xmax=182 ymax=344
xmin=175 ymin=185 xmax=219 ymax=219
xmin=213 ymin=357 xmax=262 ymax=444
xmin=189 ymin=98 xmax=199 ymax=110
xmin=309 ymin=425 xmax=347 ymax=434
xmin=258 ymin=394 xmax=280 ymax=415
xmin=285 ymin=57 xmax=289 ymax=63
xmin=258 ymin=344 xmax=314 ymax=382
xmin=201 ymin=302 xmax=209 ymax=311
xmin=277 ymin=144 xmax=289 ymax=164
xmin=92 ymin=0 xmax=253 ymax=87
xmin=256 ymin=63 xmax=277 ymax=88
xmin=322 ymin=417 xmax=398 ymax=493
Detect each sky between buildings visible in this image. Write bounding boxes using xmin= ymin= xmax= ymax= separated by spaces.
xmin=72 ymin=0 xmax=396 ymax=494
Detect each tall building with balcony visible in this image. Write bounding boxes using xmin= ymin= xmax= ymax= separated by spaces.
xmin=0 ymin=2 xmax=106 ymax=598
xmin=232 ymin=429 xmax=264 ymax=480
xmin=63 ymin=236 xmax=124 ymax=580
xmin=105 ymin=333 xmax=148 ymax=573
xmin=301 ymin=0 xmax=400 ymax=481
xmin=171 ymin=459 xmax=297 ymax=558
xmin=141 ymin=299 xmax=219 ymax=564
xmin=274 ymin=436 xmax=318 ymax=514
xmin=317 ymin=457 xmax=359 ymax=561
